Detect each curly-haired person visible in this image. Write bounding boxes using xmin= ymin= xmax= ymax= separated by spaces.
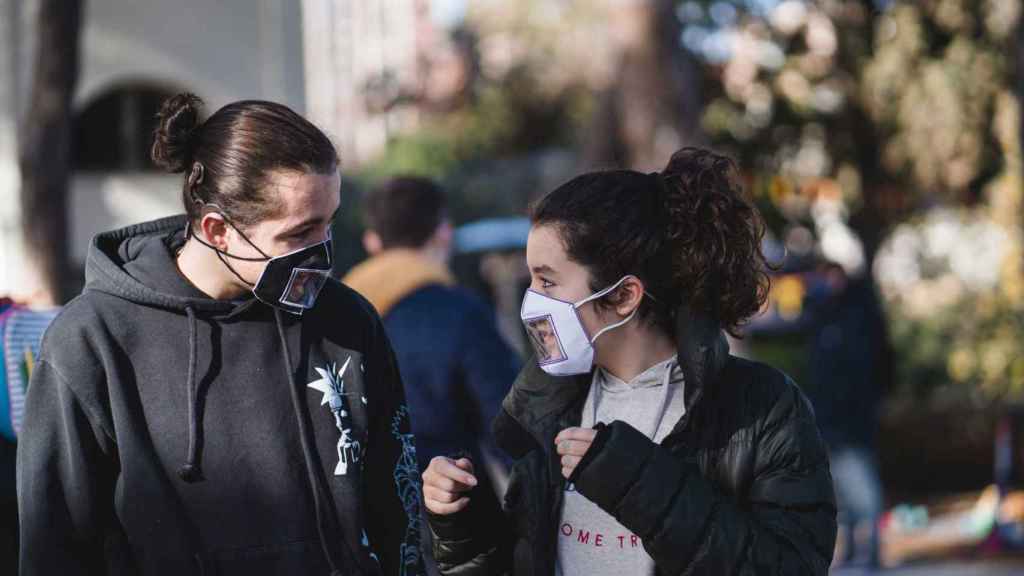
xmin=422 ymin=147 xmax=837 ymax=575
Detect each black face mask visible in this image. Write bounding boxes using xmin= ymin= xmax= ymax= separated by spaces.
xmin=188 ymin=219 xmax=333 ymax=315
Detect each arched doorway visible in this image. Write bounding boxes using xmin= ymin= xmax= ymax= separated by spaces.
xmin=73 ymin=83 xmax=179 ymax=172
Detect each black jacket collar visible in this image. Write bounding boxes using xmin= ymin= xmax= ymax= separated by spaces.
xmin=495 ymin=307 xmax=731 ymax=458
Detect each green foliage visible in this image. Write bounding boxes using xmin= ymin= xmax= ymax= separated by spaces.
xmin=685 ymin=0 xmax=1023 ymax=402
xmin=683 ymin=0 xmax=1021 ymax=214
xmin=357 ymin=61 xmax=590 ymax=228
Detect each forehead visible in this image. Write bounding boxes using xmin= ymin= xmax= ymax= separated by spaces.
xmin=526 ymin=225 xmax=565 ymax=267
xmin=264 ymin=170 xmax=341 ymax=223
xmin=527 ymin=224 xmax=588 ymax=276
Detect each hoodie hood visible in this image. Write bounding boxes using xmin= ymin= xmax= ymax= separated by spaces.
xmin=85 ymin=214 xmax=246 ymax=315
xmin=85 ymin=215 xmax=263 ymax=483
xmin=494 ymin=305 xmax=730 ymax=458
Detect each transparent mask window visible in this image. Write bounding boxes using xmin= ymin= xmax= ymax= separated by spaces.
xmin=280 ymin=267 xmax=330 ymax=309
xmin=523 ymin=314 xmax=568 ymax=365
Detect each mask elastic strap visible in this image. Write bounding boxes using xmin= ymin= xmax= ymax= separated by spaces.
xmin=229 ymin=220 xmax=273 ymax=260
xmin=186 ymin=221 xmax=271 ymax=264
xmin=589 ymin=307 xmax=638 ymax=345
xmin=574 ymin=276 xmax=630 ymax=309
xmin=574 ymin=275 xmax=653 ymax=344
xmin=184 ymin=222 xmax=263 ymax=287
xmin=215 ymin=250 xmax=257 ymax=288
xmin=186 ymin=207 xmax=273 ymax=262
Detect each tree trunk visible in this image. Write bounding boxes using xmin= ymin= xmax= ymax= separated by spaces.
xmin=17 ymin=0 xmax=83 ymax=304
xmin=583 ymin=0 xmax=703 ymax=171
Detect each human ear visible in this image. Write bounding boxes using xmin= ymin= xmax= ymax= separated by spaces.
xmin=363 ymin=230 xmax=383 ymax=255
xmin=614 ymin=276 xmax=645 ymax=317
xmin=199 ymin=213 xmax=231 ymax=252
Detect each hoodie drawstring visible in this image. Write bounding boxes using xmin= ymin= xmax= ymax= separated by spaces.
xmin=274 ymin=309 xmax=345 ymax=576
xmin=178 ymin=306 xmax=204 ymax=483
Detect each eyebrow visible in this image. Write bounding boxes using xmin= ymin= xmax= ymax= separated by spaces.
xmin=277 ymin=207 xmax=342 ymax=239
xmin=531 ymin=264 xmax=557 ymax=276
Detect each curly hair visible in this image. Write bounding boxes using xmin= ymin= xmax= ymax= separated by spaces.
xmin=530 ymin=147 xmax=770 ymax=337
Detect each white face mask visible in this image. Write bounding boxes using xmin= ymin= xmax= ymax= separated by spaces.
xmin=520 ymin=277 xmax=638 ymax=376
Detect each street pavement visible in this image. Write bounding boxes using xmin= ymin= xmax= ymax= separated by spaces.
xmin=834 ymin=560 xmax=1024 ymax=575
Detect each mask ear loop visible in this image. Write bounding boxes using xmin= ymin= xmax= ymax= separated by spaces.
xmin=574 ymin=276 xmax=631 ymax=309
xmin=588 ymin=307 xmax=639 ymax=345
xmin=574 ymin=276 xmax=646 ymax=344
xmin=185 ymin=204 xmax=271 ymax=288
xmin=187 ymin=204 xmax=272 ymax=262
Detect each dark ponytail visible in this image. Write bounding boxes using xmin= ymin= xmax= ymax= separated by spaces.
xmin=530 ymin=147 xmax=770 ymax=337
xmin=660 ymin=147 xmax=770 ymax=335
xmin=151 ymin=92 xmax=338 ymax=229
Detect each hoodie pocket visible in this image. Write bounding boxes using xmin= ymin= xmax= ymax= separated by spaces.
xmin=204 ymin=538 xmax=332 ymax=575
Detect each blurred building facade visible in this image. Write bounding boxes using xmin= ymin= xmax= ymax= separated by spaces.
xmin=303 ymin=0 xmax=436 ymax=168
xmin=0 ymin=0 xmax=441 ymax=299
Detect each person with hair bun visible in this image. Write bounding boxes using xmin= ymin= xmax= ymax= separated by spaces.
xmin=423 ymin=148 xmax=837 ymax=575
xmin=18 ymin=94 xmax=425 ymax=576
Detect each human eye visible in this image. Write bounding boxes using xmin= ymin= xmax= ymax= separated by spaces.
xmin=291 ymin=228 xmax=316 ymax=242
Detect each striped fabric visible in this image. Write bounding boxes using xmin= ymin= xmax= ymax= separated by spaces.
xmin=3 ymin=307 xmax=60 ymax=440
xmin=0 ymin=301 xmax=14 ymax=441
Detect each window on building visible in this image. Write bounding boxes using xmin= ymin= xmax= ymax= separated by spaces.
xmin=73 ymin=84 xmax=178 ymax=172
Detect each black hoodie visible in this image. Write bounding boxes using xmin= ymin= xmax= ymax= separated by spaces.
xmin=17 ymin=216 xmax=425 ymax=576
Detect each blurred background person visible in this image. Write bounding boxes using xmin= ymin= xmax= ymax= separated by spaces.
xmin=803 ymin=260 xmax=891 ymax=568
xmin=343 ymin=176 xmax=519 ymax=570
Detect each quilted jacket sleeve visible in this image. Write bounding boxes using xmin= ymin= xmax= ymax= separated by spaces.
xmin=571 ymin=380 xmax=837 ymax=575
xmin=426 ymin=487 xmax=512 ymax=576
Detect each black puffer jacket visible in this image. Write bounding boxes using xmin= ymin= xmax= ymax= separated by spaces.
xmin=428 ymin=310 xmax=836 ymax=575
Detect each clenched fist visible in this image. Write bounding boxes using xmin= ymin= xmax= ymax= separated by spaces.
xmin=422 ymin=456 xmax=478 ymax=515
xmin=555 ymin=427 xmax=597 ymax=480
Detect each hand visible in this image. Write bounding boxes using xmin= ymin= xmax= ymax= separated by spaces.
xmin=422 ymin=456 xmax=478 ymax=515
xmin=555 ymin=427 xmax=598 ymax=480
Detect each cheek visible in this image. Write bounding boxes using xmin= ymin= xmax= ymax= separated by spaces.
xmin=235 ymin=259 xmax=269 ymax=283
xmin=575 ymin=304 xmax=606 ymax=339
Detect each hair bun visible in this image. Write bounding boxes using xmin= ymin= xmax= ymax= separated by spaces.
xmin=660 ymin=147 xmax=771 ymax=333
xmin=151 ymin=92 xmax=204 ymax=173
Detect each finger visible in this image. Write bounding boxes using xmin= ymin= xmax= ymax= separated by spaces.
xmin=423 ymin=467 xmax=473 ymax=493
xmin=425 ymin=496 xmax=471 ymax=515
xmin=430 ymin=455 xmax=457 ymax=467
xmin=430 ymin=458 xmax=478 ymax=488
xmin=555 ymin=427 xmax=598 ymax=444
xmin=561 ymin=466 xmax=574 ymax=480
xmin=555 ymin=439 xmax=592 ymax=457
xmin=423 ymin=485 xmax=462 ymax=504
xmin=425 ymin=456 xmax=456 ymax=482
xmin=561 ymin=454 xmax=581 ymax=469
xmin=429 ymin=474 xmax=475 ymax=494
xmin=453 ymin=458 xmax=476 ymax=475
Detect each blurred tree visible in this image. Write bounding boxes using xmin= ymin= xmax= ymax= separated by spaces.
xmin=584 ymin=0 xmax=705 ymax=170
xmin=679 ymin=0 xmax=1024 ymax=402
xmin=17 ymin=0 xmax=83 ymax=304
xmin=359 ymin=1 xmax=608 ymax=223
xmin=684 ymin=0 xmax=1021 ymax=258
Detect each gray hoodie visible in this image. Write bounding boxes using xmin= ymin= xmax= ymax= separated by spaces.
xmin=556 ymin=357 xmax=684 ymax=576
